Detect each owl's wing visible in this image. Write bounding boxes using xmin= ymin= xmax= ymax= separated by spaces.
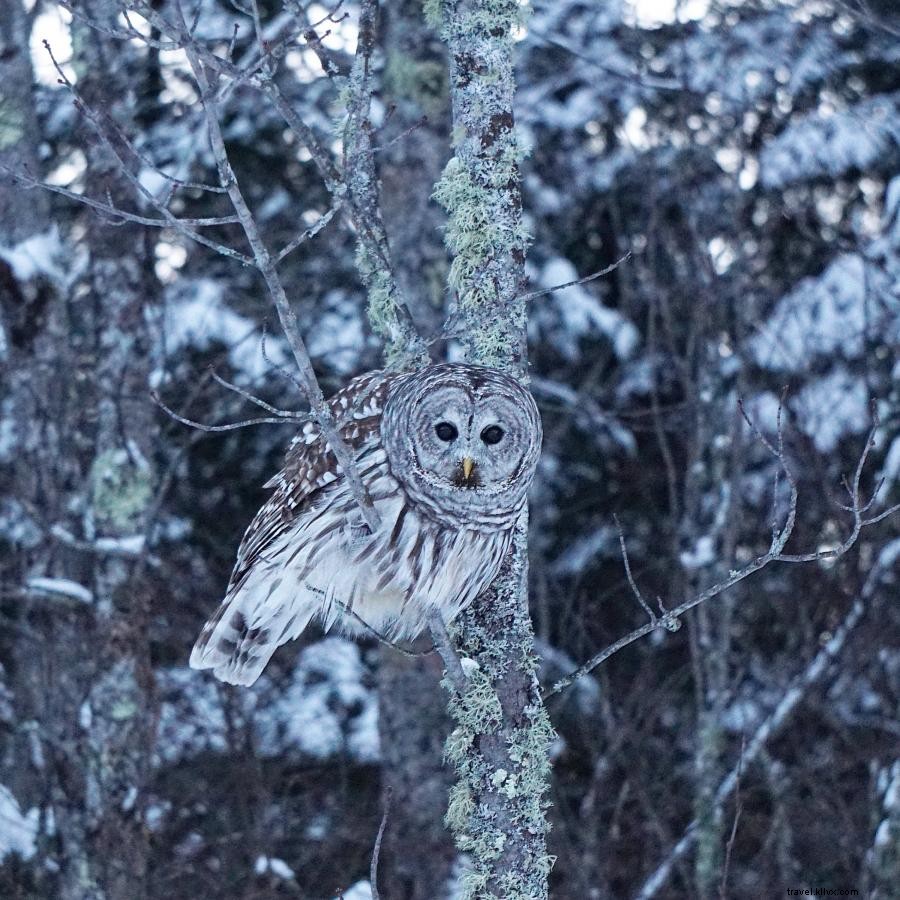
xmin=226 ymin=369 xmax=396 ymax=595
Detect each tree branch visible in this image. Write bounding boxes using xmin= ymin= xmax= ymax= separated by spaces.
xmin=174 ymin=0 xmax=381 ymax=532
xmin=545 ymin=413 xmax=899 ymax=699
xmin=636 ymin=556 xmax=894 ymax=898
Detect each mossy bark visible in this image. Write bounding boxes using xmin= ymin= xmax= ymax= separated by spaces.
xmin=432 ymin=1 xmax=554 ymax=896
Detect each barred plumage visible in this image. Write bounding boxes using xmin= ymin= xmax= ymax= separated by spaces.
xmin=190 ymin=364 xmax=542 ymax=685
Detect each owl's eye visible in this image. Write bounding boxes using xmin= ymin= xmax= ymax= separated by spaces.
xmin=435 ymin=421 xmax=458 ymax=442
xmin=480 ymin=425 xmax=505 ymax=445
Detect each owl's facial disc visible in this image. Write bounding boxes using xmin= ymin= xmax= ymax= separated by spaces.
xmin=381 ymin=363 xmax=542 ymax=527
xmin=404 ymin=386 xmax=529 ymax=493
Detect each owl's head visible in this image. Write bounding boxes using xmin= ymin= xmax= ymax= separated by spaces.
xmin=381 ymin=364 xmax=542 ymax=527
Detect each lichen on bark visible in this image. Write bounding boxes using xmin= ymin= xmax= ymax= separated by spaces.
xmin=429 ymin=3 xmax=554 ymax=894
xmin=431 ymin=0 xmax=531 ymax=371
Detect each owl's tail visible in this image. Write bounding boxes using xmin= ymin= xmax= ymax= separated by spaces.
xmin=189 ymin=580 xmax=317 ymax=686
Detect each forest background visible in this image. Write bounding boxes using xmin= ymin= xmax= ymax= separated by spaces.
xmin=1 ymin=0 xmax=899 ymax=898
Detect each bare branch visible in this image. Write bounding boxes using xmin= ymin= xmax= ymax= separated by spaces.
xmin=545 ymin=419 xmax=899 ymax=700
xmin=174 ymin=0 xmax=382 ymax=532
xmin=613 ymin=514 xmax=657 ymax=624
xmin=517 ymin=252 xmax=633 ymax=302
xmin=274 ymin=202 xmax=342 ymax=263
xmin=151 ymin=391 xmax=302 ymax=432
xmin=209 ymin=371 xmax=309 ymax=419
xmin=260 ymin=325 xmax=308 ymax=396
xmin=370 ymin=786 xmax=392 ymax=900
xmin=637 ymin=559 xmax=892 ymax=899
xmin=0 ymin=165 xmax=245 ymax=233
xmin=340 ymin=0 xmax=427 ymax=364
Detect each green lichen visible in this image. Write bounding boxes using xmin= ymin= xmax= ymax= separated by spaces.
xmin=385 ymin=52 xmax=448 ymax=117
xmin=0 ymin=100 xmax=26 ymax=150
xmin=90 ymin=449 xmax=152 ymax=531
xmin=446 ymin=781 xmax=476 ymax=831
xmin=431 ymin=0 xmax=528 ymax=41
xmin=431 ymin=1 xmax=552 ymax=894
xmin=441 ymin=593 xmax=555 ymax=897
xmin=423 ymin=0 xmax=444 ymax=31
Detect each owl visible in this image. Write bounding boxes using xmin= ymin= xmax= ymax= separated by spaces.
xmin=190 ymin=363 xmax=542 ymax=685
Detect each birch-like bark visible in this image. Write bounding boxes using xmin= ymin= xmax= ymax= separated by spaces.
xmin=869 ymin=759 xmax=900 ymax=898
xmin=0 ymin=3 xmax=158 ymax=895
xmin=431 ymin=1 xmax=553 ymax=896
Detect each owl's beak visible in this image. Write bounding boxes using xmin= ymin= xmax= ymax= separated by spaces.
xmin=461 ymin=456 xmax=476 ymax=482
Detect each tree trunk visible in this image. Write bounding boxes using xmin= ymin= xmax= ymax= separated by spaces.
xmin=0 ymin=4 xmax=159 ymax=896
xmin=432 ymin=1 xmax=554 ymax=895
xmin=375 ymin=2 xmax=458 ymax=896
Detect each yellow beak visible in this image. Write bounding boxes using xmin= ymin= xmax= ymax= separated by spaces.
xmin=462 ymin=457 xmax=475 ymax=481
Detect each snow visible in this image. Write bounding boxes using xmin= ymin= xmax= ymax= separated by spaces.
xmin=156 ymin=638 xmax=379 ymax=766
xmin=679 ymin=535 xmax=716 ymax=570
xmin=741 ymin=392 xmax=783 ymax=436
xmin=0 ymin=785 xmax=38 ymax=863
xmin=162 ymin=278 xmax=290 ymax=382
xmin=877 ymin=538 xmax=900 ymax=570
xmin=137 ymin=167 xmax=168 ymax=198
xmin=874 ymin=818 xmax=892 ymax=849
xmin=94 ymin=535 xmax=146 ymax=555
xmin=627 ymin=0 xmax=708 ymax=29
xmin=751 ymin=255 xmax=869 ymax=372
xmin=530 ymin=258 xmax=638 ymax=361
xmin=536 ymin=640 xmax=601 ymax=715
xmin=0 ymin=227 xmax=64 ymax=284
xmin=154 ymin=668 xmax=229 ymax=765
xmin=793 ymin=368 xmax=870 ymax=453
xmin=144 ymin=800 xmax=171 ymax=832
xmin=0 ymin=399 xmax=16 ymax=462
xmin=720 ymin=698 xmax=761 ymax=733
xmin=255 ymin=638 xmax=380 ymax=763
xmin=761 ymin=93 xmax=900 ymax=189
xmin=339 ymin=882 xmax=373 ymax=900
xmin=254 ymin=855 xmax=296 ymax=880
xmin=550 ymin=526 xmax=616 ymax=575
xmin=0 ymin=666 xmax=12 ymax=725
xmin=306 ymin=289 xmax=368 ymax=374
xmin=26 ymin=577 xmax=94 ymax=605
xmin=880 ymin=437 xmax=900 ymax=490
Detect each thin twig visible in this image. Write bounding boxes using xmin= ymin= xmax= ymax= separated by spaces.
xmin=545 ymin=414 xmax=899 ymax=700
xmin=331 ymin=599 xmax=435 ymax=658
xmin=0 ymin=165 xmax=244 ymax=233
xmin=274 ymin=202 xmax=342 ymax=263
xmin=260 ymin=325 xmax=308 ymax=396
xmin=637 ymin=560 xmax=891 ymax=898
xmin=719 ymin=739 xmax=745 ymax=900
xmin=209 ymin=371 xmax=308 ymax=419
xmin=151 ymin=391 xmax=301 ymax=432
xmin=517 ymin=252 xmax=632 ymax=302
xmin=613 ymin=514 xmax=656 ymax=623
xmin=370 ymin=786 xmax=392 ymax=900
xmin=175 ymin=0 xmax=382 ymax=532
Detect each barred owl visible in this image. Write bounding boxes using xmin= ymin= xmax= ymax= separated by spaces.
xmin=190 ymin=363 xmax=542 ymax=685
